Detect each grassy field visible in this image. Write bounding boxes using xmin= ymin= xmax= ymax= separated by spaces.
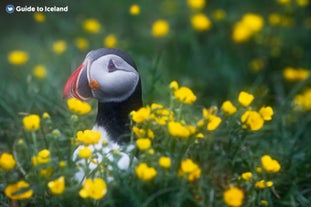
xmin=0 ymin=0 xmax=311 ymax=206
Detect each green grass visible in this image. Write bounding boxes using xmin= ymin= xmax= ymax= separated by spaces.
xmin=1 ymin=0 xmax=311 ymax=206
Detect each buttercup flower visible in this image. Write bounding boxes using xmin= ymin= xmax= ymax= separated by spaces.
xmin=23 ymin=114 xmax=40 ymax=131
xmin=174 ymin=86 xmax=197 ymax=104
xmin=52 ymin=40 xmax=67 ymax=54
xmin=33 ymin=12 xmax=46 ymax=23
xmin=5 ymin=181 xmax=33 ymax=200
xmin=169 ymin=81 xmax=179 ymax=91
xmin=136 ymin=138 xmax=152 ymax=151
xmin=261 ymin=155 xmax=281 ymax=173
xmin=179 ymin=159 xmax=201 ymax=182
xmin=131 ymin=106 xmax=151 ymax=123
xmin=159 ymin=156 xmax=171 ymax=168
xmin=150 ymin=103 xmax=173 ymax=125
xmin=168 ymin=121 xmax=192 ymax=138
xmin=76 ymin=130 xmax=101 ymax=145
xmin=255 ymin=180 xmax=273 ymax=189
xmin=74 ymin=37 xmax=89 ymax=51
xmin=241 ymin=110 xmax=264 ymax=131
xmin=7 ymin=50 xmax=29 ymax=65
xmin=78 ymin=146 xmax=92 ymax=158
xmin=32 ymin=149 xmax=51 ymax=166
xmin=79 ymin=178 xmax=107 ymax=200
xmin=241 ymin=172 xmax=252 ymax=181
xmin=221 ymin=100 xmax=237 ymax=115
xmin=259 ymin=106 xmax=274 ymax=121
xmin=202 ymin=108 xmax=222 ymax=130
xmin=67 ymin=98 xmax=92 ymax=115
xmin=83 ymin=18 xmax=101 ymax=33
xmin=104 ymin=34 xmax=117 ymax=48
xmin=129 ymin=4 xmax=140 ymax=15
xmin=0 ymin=153 xmax=16 ymax=170
xmin=187 ymin=0 xmax=205 ymax=10
xmin=191 ymin=13 xmax=212 ymax=31
xmin=136 ymin=163 xmax=157 ymax=181
xmin=223 ymin=186 xmax=244 ymax=207
xmin=33 ymin=65 xmax=47 ymax=79
xmin=293 ymin=89 xmax=311 ymax=111
xmin=283 ymin=67 xmax=309 ymax=81
xmin=238 ymin=91 xmax=254 ymax=107
xmin=151 ymin=19 xmax=170 ymax=38
xmin=48 ymin=176 xmax=65 ymax=195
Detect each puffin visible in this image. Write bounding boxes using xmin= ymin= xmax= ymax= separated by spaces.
xmin=63 ymin=48 xmax=142 ymax=179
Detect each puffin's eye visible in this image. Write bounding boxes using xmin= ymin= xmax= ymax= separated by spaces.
xmin=108 ymin=59 xmax=116 ymax=71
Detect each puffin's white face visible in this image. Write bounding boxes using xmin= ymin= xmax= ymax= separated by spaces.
xmin=88 ymin=54 xmax=139 ymax=102
xmin=63 ymin=51 xmax=140 ymax=103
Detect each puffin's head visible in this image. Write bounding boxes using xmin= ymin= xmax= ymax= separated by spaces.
xmin=63 ymin=48 xmax=140 ymax=103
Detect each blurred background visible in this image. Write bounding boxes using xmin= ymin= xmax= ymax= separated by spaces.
xmin=0 ymin=0 xmax=310 ymax=146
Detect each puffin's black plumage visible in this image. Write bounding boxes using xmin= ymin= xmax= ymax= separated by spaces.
xmin=86 ymin=48 xmax=142 ymax=143
xmin=96 ymin=80 xmax=142 ymax=143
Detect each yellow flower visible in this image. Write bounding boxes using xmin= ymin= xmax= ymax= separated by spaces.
xmin=269 ymin=13 xmax=282 ymax=25
xmin=223 ymin=186 xmax=244 ymax=207
xmin=232 ymin=23 xmax=253 ymax=43
xmin=232 ymin=13 xmax=264 ymax=43
xmin=78 ymin=146 xmax=92 ymax=158
xmin=67 ymin=98 xmax=92 ymax=115
xmin=159 ymin=156 xmax=171 ymax=168
xmin=296 ymin=0 xmax=309 ymax=6
xmin=135 ymin=163 xmax=157 ymax=181
xmin=129 ymin=4 xmax=140 ymax=15
xmin=283 ymin=67 xmax=309 ymax=81
xmin=261 ymin=155 xmax=281 ymax=173
xmin=259 ymin=106 xmax=274 ymax=121
xmin=33 ymin=12 xmax=46 ymax=23
xmin=131 ymin=106 xmax=150 ymax=123
xmin=151 ymin=19 xmax=170 ymax=38
xmin=293 ymin=89 xmax=311 ymax=111
xmin=168 ymin=121 xmax=192 ymax=138
xmin=191 ymin=13 xmax=212 ymax=31
xmin=136 ymin=138 xmax=151 ymax=151
xmin=255 ymin=180 xmax=273 ymax=189
xmin=52 ymin=40 xmax=67 ymax=54
xmin=174 ymin=86 xmax=197 ymax=104
xmin=179 ymin=159 xmax=201 ymax=182
xmin=23 ymin=114 xmax=40 ymax=131
xmin=241 ymin=172 xmax=252 ymax=181
xmin=79 ymin=178 xmax=107 ymax=200
xmin=169 ymin=80 xmax=179 ymax=91
xmin=277 ymin=0 xmax=291 ymax=4
xmin=187 ymin=0 xmax=205 ymax=10
xmin=5 ymin=180 xmax=33 ymax=200
xmin=74 ymin=37 xmax=89 ymax=51
xmin=0 ymin=153 xmax=16 ymax=170
xmin=7 ymin=50 xmax=29 ymax=65
xmin=221 ymin=100 xmax=237 ymax=115
xmin=82 ymin=18 xmax=101 ymax=33
xmin=59 ymin=161 xmax=67 ymax=168
xmin=32 ymin=149 xmax=50 ymax=166
xmin=207 ymin=115 xmax=222 ymax=131
xmin=76 ymin=130 xmax=101 ymax=145
xmin=260 ymin=200 xmax=269 ymax=206
xmin=241 ymin=110 xmax=264 ymax=131
xmin=104 ymin=34 xmax=117 ymax=48
xmin=241 ymin=13 xmax=264 ymax=32
xmin=40 ymin=168 xmax=53 ymax=177
xmin=238 ymin=91 xmax=254 ymax=107
xmin=213 ymin=9 xmax=226 ymax=20
xmin=48 ymin=176 xmax=65 ymax=195
xmin=150 ymin=103 xmax=173 ymax=125
xmin=33 ymin=65 xmax=47 ymax=79
xmin=42 ymin=112 xmax=50 ymax=119
xmin=249 ymin=58 xmax=264 ymax=72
